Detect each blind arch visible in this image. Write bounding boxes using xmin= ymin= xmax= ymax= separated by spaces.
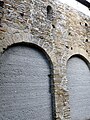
xmin=0 ymin=43 xmax=55 ymax=120
xmin=67 ymin=55 xmax=90 ymax=120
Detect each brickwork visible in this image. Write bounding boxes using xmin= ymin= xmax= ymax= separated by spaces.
xmin=0 ymin=0 xmax=90 ymax=119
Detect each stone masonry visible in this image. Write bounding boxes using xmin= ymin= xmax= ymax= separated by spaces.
xmin=0 ymin=0 xmax=90 ymax=120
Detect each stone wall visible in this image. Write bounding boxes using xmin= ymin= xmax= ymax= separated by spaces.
xmin=0 ymin=0 xmax=90 ymax=119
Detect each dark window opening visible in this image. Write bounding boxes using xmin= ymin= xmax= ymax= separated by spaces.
xmin=86 ymin=50 xmax=88 ymax=53
xmin=66 ymin=45 xmax=69 ymax=49
xmin=71 ymin=47 xmax=73 ymax=50
xmin=86 ymin=39 xmax=88 ymax=42
xmin=80 ymin=22 xmax=82 ymax=25
xmin=47 ymin=5 xmax=53 ymax=20
xmin=85 ymin=23 xmax=88 ymax=26
xmin=20 ymin=13 xmax=24 ymax=17
xmin=52 ymin=24 xmax=55 ymax=28
xmin=68 ymin=32 xmax=72 ymax=35
xmin=0 ymin=1 xmax=4 ymax=7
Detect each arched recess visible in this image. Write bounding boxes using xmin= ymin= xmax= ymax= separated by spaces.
xmin=67 ymin=54 xmax=90 ymax=120
xmin=0 ymin=42 xmax=56 ymax=120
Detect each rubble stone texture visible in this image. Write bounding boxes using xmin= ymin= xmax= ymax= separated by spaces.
xmin=0 ymin=0 xmax=90 ymax=120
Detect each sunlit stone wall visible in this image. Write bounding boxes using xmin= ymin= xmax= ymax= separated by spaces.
xmin=0 ymin=0 xmax=90 ymax=119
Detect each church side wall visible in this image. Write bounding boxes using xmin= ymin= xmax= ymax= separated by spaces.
xmin=0 ymin=0 xmax=90 ymax=119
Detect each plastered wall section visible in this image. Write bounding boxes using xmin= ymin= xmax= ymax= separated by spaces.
xmin=0 ymin=0 xmax=90 ymax=120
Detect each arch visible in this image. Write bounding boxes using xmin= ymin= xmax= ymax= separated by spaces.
xmin=60 ymin=49 xmax=90 ymax=78
xmin=67 ymin=54 xmax=90 ymax=70
xmin=67 ymin=54 xmax=90 ymax=120
xmin=0 ymin=42 xmax=56 ymax=120
xmin=3 ymin=42 xmax=53 ymax=68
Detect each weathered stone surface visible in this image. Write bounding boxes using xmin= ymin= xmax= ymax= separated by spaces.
xmin=0 ymin=0 xmax=90 ymax=120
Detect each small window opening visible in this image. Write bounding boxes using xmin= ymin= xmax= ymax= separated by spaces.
xmin=47 ymin=5 xmax=53 ymax=20
xmin=86 ymin=50 xmax=88 ymax=53
xmin=0 ymin=1 xmax=4 ymax=7
xmin=3 ymin=48 xmax=6 ymax=51
xmin=20 ymin=13 xmax=24 ymax=17
xmin=7 ymin=11 xmax=10 ymax=14
xmin=86 ymin=39 xmax=88 ymax=42
xmin=71 ymin=47 xmax=73 ymax=50
xmin=85 ymin=23 xmax=88 ymax=27
xmin=52 ymin=24 xmax=55 ymax=28
xmin=80 ymin=22 xmax=82 ymax=25
xmin=66 ymin=45 xmax=69 ymax=49
xmin=68 ymin=32 xmax=72 ymax=35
